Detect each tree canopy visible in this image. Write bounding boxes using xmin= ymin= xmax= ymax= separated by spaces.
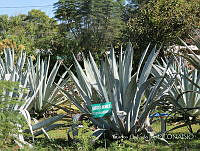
xmin=123 ymin=0 xmax=200 ymax=50
xmin=54 ymin=0 xmax=125 ymax=55
xmin=0 ymin=0 xmax=199 ymax=67
xmin=0 ymin=9 xmax=57 ymax=54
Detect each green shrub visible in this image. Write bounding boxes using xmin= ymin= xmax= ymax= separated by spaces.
xmin=0 ymin=80 xmax=26 ymax=148
xmin=71 ymin=121 xmax=95 ymax=151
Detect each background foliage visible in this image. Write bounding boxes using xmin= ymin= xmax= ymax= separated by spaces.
xmin=123 ymin=0 xmax=200 ymax=68
xmin=0 ymin=9 xmax=57 ymax=55
xmin=0 ymin=0 xmax=199 ymax=67
xmin=0 ymin=0 xmax=200 ymax=149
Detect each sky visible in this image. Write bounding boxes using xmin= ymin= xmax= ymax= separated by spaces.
xmin=0 ymin=0 xmax=58 ymax=18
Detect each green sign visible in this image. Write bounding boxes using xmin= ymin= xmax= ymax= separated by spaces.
xmin=91 ymin=102 xmax=112 ymax=118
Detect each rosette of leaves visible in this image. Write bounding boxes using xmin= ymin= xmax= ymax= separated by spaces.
xmin=152 ymin=56 xmax=200 ymax=116
xmin=0 ymin=49 xmax=69 ymax=143
xmin=27 ymin=55 xmax=69 ymax=116
xmin=60 ymin=43 xmax=170 ymax=138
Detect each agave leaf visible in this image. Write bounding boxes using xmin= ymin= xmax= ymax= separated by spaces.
xmin=118 ymin=46 xmax=124 ymax=97
xmin=177 ymin=38 xmax=200 ymax=70
xmin=43 ymin=56 xmax=50 ymax=92
xmin=0 ymin=56 xmax=6 ymax=76
xmin=123 ymin=73 xmax=137 ymax=112
xmin=103 ymin=57 xmax=119 ymax=110
xmin=69 ymin=71 xmax=92 ymax=107
xmin=109 ymin=47 xmax=119 ymax=80
xmin=89 ymin=52 xmax=109 ymax=102
xmin=47 ymin=61 xmax=61 ymax=86
xmin=138 ymin=45 xmax=160 ymax=86
xmin=147 ymin=58 xmax=173 ymax=103
xmin=44 ymin=71 xmax=69 ymax=107
xmin=4 ymin=49 xmax=14 ymax=72
xmin=33 ymin=124 xmax=65 ymax=137
xmin=31 ymin=114 xmax=66 ymax=131
xmin=19 ymin=109 xmax=34 ymax=142
xmin=84 ymin=58 xmax=97 ymax=87
xmin=24 ymin=76 xmax=45 ymax=111
xmin=45 ymin=61 xmax=61 ymax=96
xmin=73 ymin=58 xmax=93 ymax=103
xmin=190 ymin=35 xmax=200 ymax=49
xmin=92 ymin=129 xmax=107 ymax=141
xmin=59 ymin=86 xmax=89 ymax=114
xmin=122 ymin=43 xmax=133 ymax=95
xmin=16 ymin=51 xmax=26 ymax=73
xmin=136 ymin=43 xmax=151 ymax=81
xmin=109 ymin=47 xmax=122 ymax=109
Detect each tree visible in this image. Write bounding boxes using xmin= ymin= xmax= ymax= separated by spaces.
xmin=25 ymin=9 xmax=58 ymax=51
xmin=0 ymin=10 xmax=58 ymax=55
xmin=0 ymin=15 xmax=27 ymax=53
xmin=122 ymin=0 xmax=200 ymax=69
xmin=0 ymin=15 xmax=9 ymax=39
xmin=54 ymin=0 xmax=125 ymax=58
xmin=123 ymin=0 xmax=200 ymax=50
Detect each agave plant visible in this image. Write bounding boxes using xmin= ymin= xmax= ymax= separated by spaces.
xmin=152 ymin=56 xmax=200 ymax=116
xmin=0 ymin=78 xmax=67 ymax=147
xmin=27 ymin=55 xmax=68 ymax=116
xmin=0 ymin=50 xmax=37 ymax=147
xmin=0 ymin=49 xmax=37 ymax=140
xmin=60 ymin=43 xmax=170 ymax=138
xmin=0 ymin=49 xmax=68 ymax=114
xmin=0 ymin=49 xmax=27 ymax=81
xmin=0 ymin=49 xmax=69 ymax=146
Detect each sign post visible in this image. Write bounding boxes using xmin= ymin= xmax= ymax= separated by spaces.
xmin=91 ymin=102 xmax=112 ymax=118
xmin=91 ymin=102 xmax=112 ymax=148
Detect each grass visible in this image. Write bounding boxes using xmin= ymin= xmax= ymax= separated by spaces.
xmin=2 ymin=107 xmax=199 ymax=150
xmin=21 ymin=133 xmax=200 ymax=151
xmin=152 ymin=119 xmax=200 ymax=133
xmin=17 ymin=119 xmax=199 ymax=151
